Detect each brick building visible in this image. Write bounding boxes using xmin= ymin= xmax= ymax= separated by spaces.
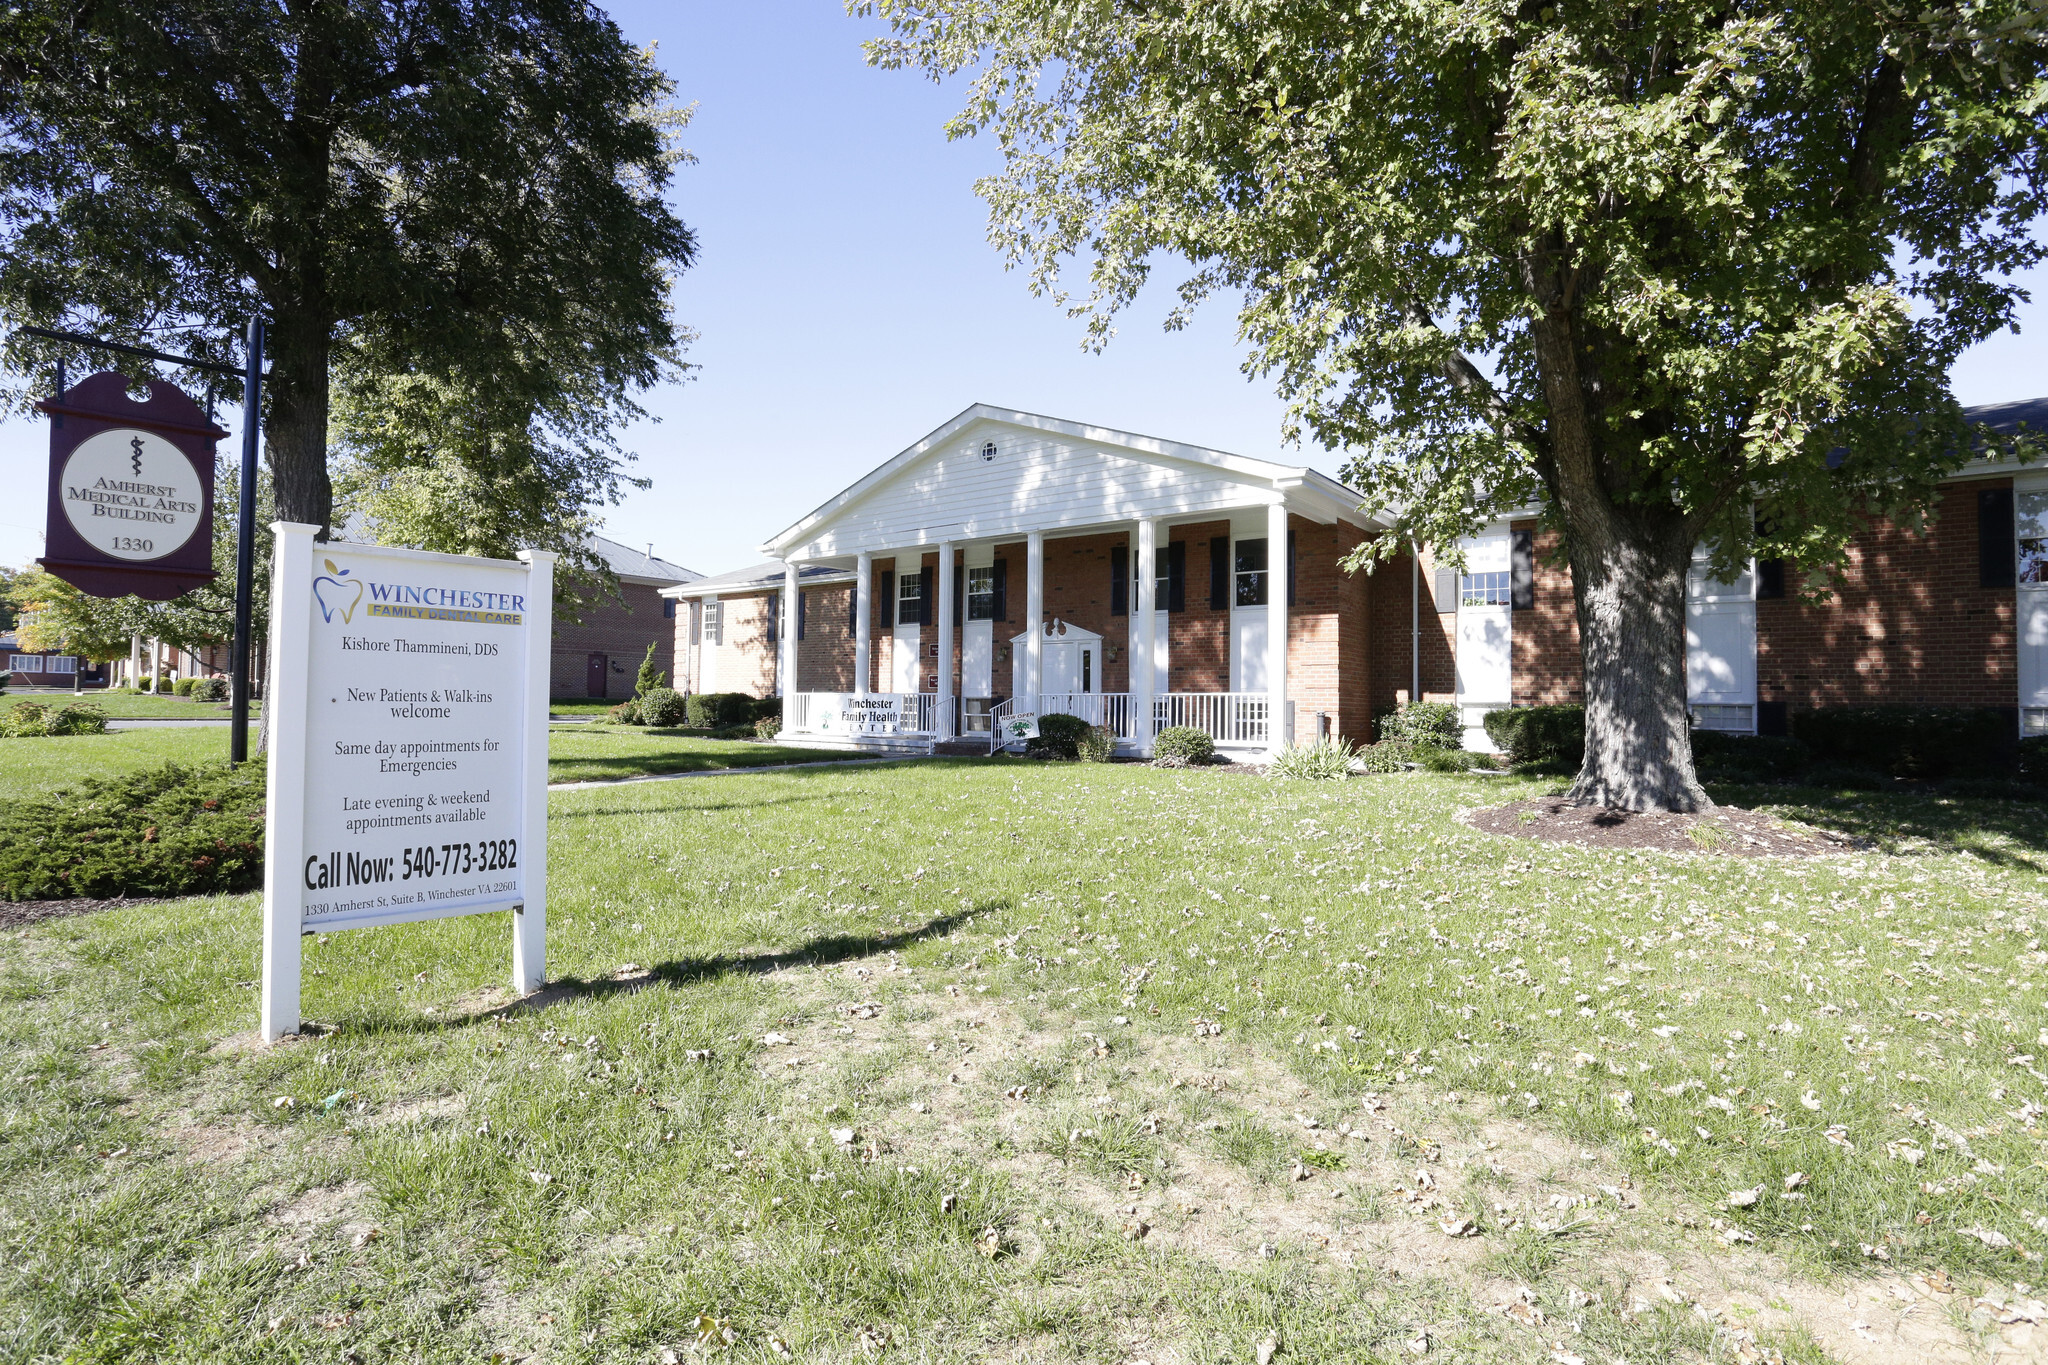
xmin=661 ymin=399 xmax=2048 ymax=757
xmin=550 ymin=536 xmax=699 ymax=701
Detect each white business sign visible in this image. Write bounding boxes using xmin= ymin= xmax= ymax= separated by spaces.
xmin=59 ymin=427 xmax=206 ymax=560
xmin=806 ymin=692 xmax=921 ymax=735
xmin=261 ymin=524 xmax=554 ymax=1041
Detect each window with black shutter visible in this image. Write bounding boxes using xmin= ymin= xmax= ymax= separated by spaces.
xmin=1209 ymin=536 xmax=1230 ymax=608
xmin=967 ymin=565 xmax=996 ymax=620
xmin=1510 ymin=530 xmax=1534 ymax=610
xmin=919 ymin=565 xmax=935 ymax=626
xmin=1981 ymin=486 xmax=2017 ymax=588
xmin=1235 ymin=538 xmax=1269 ymax=606
xmin=1755 ymin=559 xmax=1786 ymax=600
xmin=1110 ymin=545 xmax=1129 ymax=615
xmin=1167 ymin=541 xmax=1186 ymax=612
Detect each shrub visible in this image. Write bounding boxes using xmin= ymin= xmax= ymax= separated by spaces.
xmin=1026 ymin=713 xmax=1092 ymax=760
xmin=1689 ymin=731 xmax=1810 ymax=782
xmin=1354 ymin=739 xmax=1413 ymax=773
xmin=1792 ymin=706 xmax=2011 ymax=780
xmin=686 ymin=691 xmax=759 ymax=728
xmin=1378 ymin=701 xmax=1461 ymax=748
xmin=605 ymin=699 xmax=643 ymax=725
xmin=1267 ymin=737 xmax=1357 ymax=779
xmin=706 ymin=725 xmax=755 ymax=741
xmin=1153 ymin=726 xmax=1215 ymax=765
xmin=753 ymin=695 xmax=782 ymax=723
xmin=633 ymin=641 xmax=666 ymax=697
xmin=51 ymin=703 xmax=108 ymax=736
xmin=172 ymin=678 xmax=196 ymax=696
xmin=1800 ymin=762 xmax=1886 ymax=792
xmin=1 ymin=702 xmax=53 ymax=737
xmin=0 ymin=761 xmax=265 ymax=900
xmin=0 ymin=702 xmax=104 ymax=737
xmin=1484 ymin=705 xmax=1586 ymax=767
xmin=189 ymin=676 xmax=229 ymax=703
xmin=2020 ymin=736 xmax=2048 ymax=786
xmin=754 ymin=715 xmax=782 ymax=740
xmin=1414 ymin=743 xmax=1496 ymax=773
xmin=1076 ymin=725 xmax=1117 ymax=762
xmin=638 ymin=686 xmax=686 ymax=727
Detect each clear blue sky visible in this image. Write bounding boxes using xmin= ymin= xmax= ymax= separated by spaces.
xmin=2 ymin=0 xmax=2042 ymax=576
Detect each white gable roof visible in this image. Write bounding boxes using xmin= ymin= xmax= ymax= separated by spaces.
xmin=761 ymin=404 xmax=1381 ymax=562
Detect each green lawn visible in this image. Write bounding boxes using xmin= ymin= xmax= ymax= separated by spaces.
xmin=5 ymin=689 xmax=262 ymax=719
xmin=547 ymin=698 xmax=622 ymax=717
xmin=0 ymin=727 xmax=867 ymax=803
xmin=4 ymin=763 xmax=2045 ymax=1362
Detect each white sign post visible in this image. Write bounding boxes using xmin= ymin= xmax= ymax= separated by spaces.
xmin=261 ymin=524 xmax=554 ymax=1042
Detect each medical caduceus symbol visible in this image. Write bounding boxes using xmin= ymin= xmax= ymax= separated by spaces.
xmin=129 ymin=436 xmax=144 ymax=476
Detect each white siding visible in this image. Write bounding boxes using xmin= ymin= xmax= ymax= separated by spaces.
xmin=785 ymin=421 xmax=1272 ymax=560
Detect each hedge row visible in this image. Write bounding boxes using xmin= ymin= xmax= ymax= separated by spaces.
xmin=0 ymin=762 xmax=265 ymax=901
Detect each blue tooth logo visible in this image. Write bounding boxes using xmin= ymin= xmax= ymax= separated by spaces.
xmin=312 ymin=559 xmax=362 ymax=624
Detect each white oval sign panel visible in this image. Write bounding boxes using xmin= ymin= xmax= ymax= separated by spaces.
xmin=58 ymin=427 xmax=206 ymax=562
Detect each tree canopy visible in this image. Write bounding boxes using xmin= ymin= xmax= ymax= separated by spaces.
xmin=861 ymin=0 xmax=2048 ymax=809
xmin=0 ymin=0 xmax=696 ymax=539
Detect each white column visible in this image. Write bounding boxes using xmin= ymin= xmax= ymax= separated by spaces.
xmin=936 ymin=540 xmax=955 ymax=738
xmin=854 ymin=551 xmax=872 ymax=692
xmin=1266 ymin=500 xmax=1291 ymax=757
xmin=1025 ymin=531 xmax=1045 ymax=703
xmin=514 ymin=549 xmax=557 ymax=995
xmin=1133 ymin=518 xmax=1158 ymax=754
xmin=780 ymin=561 xmax=800 ymax=697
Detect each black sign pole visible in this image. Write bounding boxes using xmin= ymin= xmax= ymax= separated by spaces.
xmin=230 ymin=318 xmax=264 ymax=766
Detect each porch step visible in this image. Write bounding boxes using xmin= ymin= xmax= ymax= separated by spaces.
xmin=932 ymin=738 xmax=993 ymax=757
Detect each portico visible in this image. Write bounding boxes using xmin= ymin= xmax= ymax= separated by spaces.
xmin=763 ymin=405 xmax=1382 ymax=758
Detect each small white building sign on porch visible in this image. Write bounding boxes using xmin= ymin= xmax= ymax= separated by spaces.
xmin=259 ymin=524 xmax=554 ymax=1042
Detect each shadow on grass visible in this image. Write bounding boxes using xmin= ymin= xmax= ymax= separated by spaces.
xmin=354 ymin=905 xmax=1001 ymax=1034
xmin=548 ymin=793 xmax=838 ymax=821
xmin=546 ymin=749 xmax=875 ymax=782
xmin=1706 ymin=781 xmax=2048 ymax=869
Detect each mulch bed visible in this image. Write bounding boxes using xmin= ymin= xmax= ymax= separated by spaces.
xmin=0 ymin=895 xmax=176 ymax=932
xmin=1464 ymin=797 xmax=1867 ymax=857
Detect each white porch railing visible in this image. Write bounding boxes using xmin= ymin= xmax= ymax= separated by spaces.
xmin=987 ymin=692 xmax=1272 ymax=753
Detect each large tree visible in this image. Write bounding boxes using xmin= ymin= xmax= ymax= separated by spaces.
xmin=861 ymin=0 xmax=2048 ymax=809
xmin=0 ymin=0 xmax=694 ymax=537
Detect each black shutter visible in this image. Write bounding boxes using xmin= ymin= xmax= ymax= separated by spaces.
xmin=1510 ymin=530 xmax=1534 ymax=610
xmin=1981 ymin=486 xmax=2016 ymax=588
xmin=1286 ymin=530 xmax=1297 ymax=607
xmin=847 ymin=581 xmax=858 ymax=636
xmin=1110 ymin=545 xmax=1128 ymax=615
xmin=1755 ymin=559 xmax=1786 ymax=600
xmin=993 ymin=559 xmax=1008 ymax=620
xmin=953 ymin=565 xmax=964 ymax=627
xmin=797 ymin=587 xmax=807 ymax=641
xmin=878 ymin=570 xmax=893 ymax=628
xmin=766 ymin=593 xmax=778 ymax=645
xmin=1167 ymin=541 xmax=1186 ymax=612
xmin=919 ymin=565 xmax=934 ymax=626
xmin=1210 ymin=536 xmax=1230 ymax=608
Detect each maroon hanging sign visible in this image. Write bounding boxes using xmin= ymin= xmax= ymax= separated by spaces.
xmin=37 ymin=371 xmax=222 ymax=601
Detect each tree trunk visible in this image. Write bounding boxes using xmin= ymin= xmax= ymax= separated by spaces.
xmin=1566 ymin=522 xmax=1710 ymax=811
xmin=264 ymin=310 xmax=334 ymax=536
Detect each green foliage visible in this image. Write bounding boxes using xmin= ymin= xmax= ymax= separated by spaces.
xmin=633 ymin=643 xmax=666 ymax=698
xmin=1485 ymin=706 xmax=1587 ymax=768
xmin=636 ymin=687 xmax=685 ymax=728
xmin=1689 ymin=731 xmax=1811 ymax=783
xmin=171 ymin=678 xmax=195 ymax=697
xmin=1 ymin=701 xmax=108 ymax=738
xmin=753 ymin=715 xmax=783 ymax=741
xmin=686 ymin=692 xmax=761 ymax=728
xmin=1412 ymin=743 xmax=1497 ymax=774
xmin=1267 ymin=737 xmax=1357 ymax=780
xmin=1792 ymin=706 xmax=2011 ymax=780
xmin=187 ymin=677 xmax=228 ymax=703
xmin=0 ymin=0 xmax=697 ymax=541
xmin=1026 ymin=713 xmax=1093 ymax=760
xmin=605 ymin=698 xmax=643 ymax=725
xmin=1378 ymin=701 xmax=1461 ymax=749
xmin=2019 ymin=736 xmax=2048 ymax=786
xmin=1152 ymin=725 xmax=1215 ymax=765
xmin=0 ymin=761 xmax=263 ymax=899
xmin=1354 ymin=739 xmax=1414 ymax=773
xmin=1075 ymin=725 xmax=1116 ymax=763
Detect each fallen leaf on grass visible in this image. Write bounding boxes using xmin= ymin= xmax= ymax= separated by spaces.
xmin=1959 ymin=1226 xmax=2013 ymax=1249
xmin=694 ymin=1314 xmax=736 ymax=1350
xmin=1438 ymin=1216 xmax=1478 ymax=1238
xmin=1727 ymin=1186 xmax=1763 ymax=1208
xmin=1255 ymin=1334 xmax=1281 ymax=1365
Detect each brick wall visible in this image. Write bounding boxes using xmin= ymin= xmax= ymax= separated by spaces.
xmin=549 ymin=580 xmax=676 ymax=701
xmin=1365 ymin=539 xmax=1455 ymax=716
xmin=684 ymin=591 xmax=775 ymax=698
xmin=1758 ymin=478 xmax=2016 ymax=710
xmin=1166 ymin=521 xmax=1231 ymax=693
xmin=1511 ymin=522 xmax=1584 ymax=705
xmin=795 ymin=583 xmax=857 ymax=692
xmin=1286 ymin=515 xmax=1374 ymax=742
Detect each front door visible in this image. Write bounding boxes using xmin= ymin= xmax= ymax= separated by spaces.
xmin=2017 ymin=485 xmax=2048 ymax=734
xmin=586 ymin=652 xmax=607 ymax=698
xmin=1686 ymin=548 xmax=1757 ymax=733
xmin=1452 ymin=528 xmax=1513 ymax=749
